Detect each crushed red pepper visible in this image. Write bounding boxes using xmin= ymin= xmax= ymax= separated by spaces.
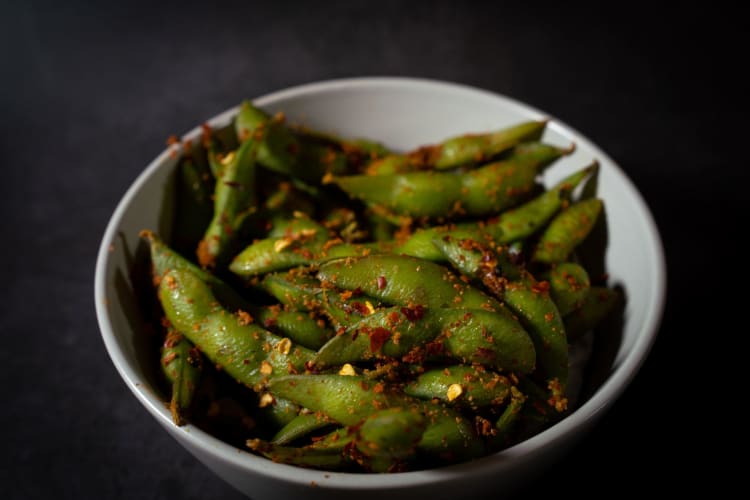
xmin=368 ymin=327 xmax=391 ymax=352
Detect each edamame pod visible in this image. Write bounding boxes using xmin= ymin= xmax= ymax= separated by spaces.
xmin=483 ymin=162 xmax=596 ymax=243
xmin=332 ymin=142 xmax=569 ymax=220
xmin=542 ymin=262 xmax=591 ymax=316
xmin=564 ymin=286 xmax=620 ymax=341
xmin=235 ymin=101 xmax=350 ymax=183
xmin=272 ymin=412 xmax=333 ymax=445
xmin=254 ymin=307 xmax=332 ymax=350
xmin=158 ymin=267 xmax=314 ymax=389
xmin=356 ymin=408 xmax=426 ymax=472
xmin=269 ymin=374 xmax=483 ymax=461
xmin=172 ymin=153 xmax=214 ymax=256
xmin=318 ymin=254 xmax=499 ymax=311
xmin=366 ymin=121 xmax=547 ymax=175
xmin=404 ymin=365 xmax=511 ymax=409
xmin=493 ymin=386 xmax=527 ymax=445
xmin=503 ymin=275 xmax=568 ymax=411
xmin=160 ymin=329 xmax=202 ymax=425
xmin=198 ymin=135 xmax=261 ymax=268
xmin=230 ymin=234 xmax=375 ymax=277
xmin=533 ymin=198 xmax=603 ymax=264
xmin=314 ymin=306 xmax=536 ymax=373
xmin=142 ymin=230 xmax=250 ymax=311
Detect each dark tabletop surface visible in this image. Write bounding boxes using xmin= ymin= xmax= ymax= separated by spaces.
xmin=1 ymin=1 xmax=741 ymax=498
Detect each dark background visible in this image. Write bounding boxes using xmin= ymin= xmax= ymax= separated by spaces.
xmin=1 ymin=1 xmax=740 ymax=498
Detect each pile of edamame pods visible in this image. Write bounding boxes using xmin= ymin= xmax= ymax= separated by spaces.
xmin=142 ymin=100 xmax=620 ymax=473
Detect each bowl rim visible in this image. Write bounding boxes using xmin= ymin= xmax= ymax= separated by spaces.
xmin=95 ymin=76 xmax=666 ymax=490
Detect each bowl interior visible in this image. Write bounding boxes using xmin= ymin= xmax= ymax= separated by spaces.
xmin=95 ymin=77 xmax=665 ymax=492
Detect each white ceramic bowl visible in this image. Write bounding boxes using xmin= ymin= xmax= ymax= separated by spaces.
xmin=95 ymin=77 xmax=666 ymax=499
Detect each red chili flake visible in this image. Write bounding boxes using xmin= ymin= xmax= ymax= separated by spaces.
xmin=532 ymin=400 xmax=549 ymax=416
xmin=401 ymin=347 xmax=425 ymax=364
xmin=531 ymin=281 xmax=550 ymax=293
xmin=351 ymin=301 xmax=369 ymax=315
xmin=263 ymin=318 xmax=278 ymax=328
xmin=162 ymin=330 xmax=181 ymax=348
xmin=387 ymin=311 xmax=401 ymax=325
xmin=400 ymin=304 xmax=425 ymax=321
xmin=321 ymin=148 xmax=337 ymax=164
xmin=252 ymin=126 xmax=267 ymax=141
xmin=161 ymin=351 xmax=177 ymax=365
xmin=201 ymin=122 xmax=212 ymax=137
xmin=369 ymin=327 xmax=391 ymax=352
xmin=377 ymin=275 xmax=387 ymax=290
xmin=425 ymin=340 xmax=445 ymax=356
xmin=286 ymin=141 xmax=300 ymax=155
xmin=475 ymin=347 xmax=496 ymax=361
xmin=406 ymin=144 xmax=442 ymax=167
xmin=459 ymin=238 xmax=475 ymax=251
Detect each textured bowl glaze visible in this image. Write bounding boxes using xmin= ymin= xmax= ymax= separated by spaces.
xmin=95 ymin=77 xmax=666 ymax=499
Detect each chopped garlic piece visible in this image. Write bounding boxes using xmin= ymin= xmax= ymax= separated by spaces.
xmin=446 ymin=383 xmax=463 ymax=402
xmin=365 ymin=301 xmax=376 ymax=315
xmin=275 ymin=338 xmax=292 ymax=355
xmin=274 ymin=238 xmax=293 ymax=253
xmin=258 ymin=392 xmax=275 ymax=408
xmin=338 ymin=363 xmax=356 ymax=376
xmin=220 ymin=151 xmax=236 ymax=166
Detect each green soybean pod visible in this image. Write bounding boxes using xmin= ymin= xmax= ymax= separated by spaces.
xmin=356 ymin=407 xmax=426 ymax=472
xmin=543 ymin=262 xmax=591 ymax=316
xmin=198 ymin=135 xmax=261 ymax=268
xmin=404 ymin=365 xmax=511 ymax=409
xmin=533 ymin=198 xmax=603 ymax=264
xmin=503 ymin=275 xmax=569 ymax=410
xmin=158 ymin=267 xmax=314 ymax=388
xmin=318 ymin=254 xmax=499 ymax=311
xmin=160 ymin=329 xmax=202 ymax=425
xmin=564 ymin=286 xmax=621 ymax=341
xmin=271 ymin=412 xmax=333 ymax=445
